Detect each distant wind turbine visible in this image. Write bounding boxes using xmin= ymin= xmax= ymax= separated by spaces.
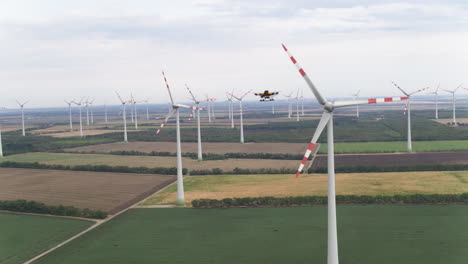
xmin=230 ymin=90 xmax=252 ymax=144
xmin=115 ymin=92 xmax=129 ymax=142
xmin=427 ymin=83 xmax=440 ymax=119
xmin=72 ymin=98 xmax=84 ymax=137
xmin=443 ymin=84 xmax=462 ymax=125
xmin=351 ymin=90 xmax=360 ymax=118
xmin=64 ymin=100 xmax=74 ymax=132
xmin=16 ymin=100 xmax=29 ymax=136
xmin=392 ymin=82 xmax=429 ymax=152
xmin=186 ymin=84 xmax=205 ymax=161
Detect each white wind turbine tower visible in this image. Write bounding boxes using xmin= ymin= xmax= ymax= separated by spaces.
xmin=72 ymin=98 xmax=84 ymax=137
xmin=0 ymin=106 xmax=6 ymax=157
xmin=427 ymin=84 xmax=440 ymax=119
xmin=185 ymin=84 xmax=204 ymax=161
xmin=89 ymin=98 xmax=95 ymax=125
xmin=155 ymin=71 xmax=205 ymax=206
xmin=16 ymin=100 xmax=28 ymax=136
xmin=226 ymin=93 xmax=235 ymax=128
xmin=284 ymin=91 xmax=293 ymax=118
xmin=84 ymin=98 xmax=90 ymax=126
xmin=283 ymin=44 xmax=409 ymax=264
xmin=392 ymin=82 xmax=428 ymax=152
xmin=144 ymin=99 xmax=150 ymax=120
xmin=64 ymin=100 xmax=74 ymax=132
xmin=130 ymin=94 xmax=142 ymax=130
xmin=230 ymin=90 xmax=251 ymax=144
xmin=443 ymin=84 xmax=462 ymax=125
xmin=351 ymin=90 xmax=360 ymax=118
xmin=295 ymin=89 xmax=300 ymax=121
xmin=115 ymin=92 xmax=129 ymax=142
xmin=104 ymin=104 xmax=108 ymax=124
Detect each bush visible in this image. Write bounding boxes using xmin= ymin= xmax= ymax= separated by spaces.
xmin=0 ymin=200 xmax=107 ymax=219
xmin=191 ymin=193 xmax=468 ymax=208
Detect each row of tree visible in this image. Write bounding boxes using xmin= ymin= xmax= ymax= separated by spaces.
xmin=0 ymin=200 xmax=107 ymax=219
xmin=191 ymin=193 xmax=468 ymax=208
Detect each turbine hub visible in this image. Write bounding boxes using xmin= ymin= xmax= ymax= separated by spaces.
xmin=324 ymin=102 xmax=334 ymax=112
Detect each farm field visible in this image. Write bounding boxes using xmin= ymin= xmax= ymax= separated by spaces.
xmin=313 ymin=151 xmax=468 ymax=167
xmin=0 ymin=168 xmax=175 ymax=213
xmin=0 ymin=212 xmax=92 ymax=264
xmin=2 ymin=152 xmax=298 ymax=171
xmin=66 ymin=140 xmax=468 ymax=154
xmin=33 ymin=206 xmax=468 ymax=264
xmin=142 ymin=171 xmax=468 ymax=205
xmin=67 ymin=141 xmax=308 ymax=154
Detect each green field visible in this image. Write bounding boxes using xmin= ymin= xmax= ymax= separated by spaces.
xmin=0 ymin=212 xmax=93 ymax=264
xmin=320 ymin=140 xmax=468 ymax=153
xmin=34 ymin=206 xmax=468 ymax=264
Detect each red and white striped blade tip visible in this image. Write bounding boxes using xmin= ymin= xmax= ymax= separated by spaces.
xmin=295 ymin=142 xmax=316 ymax=178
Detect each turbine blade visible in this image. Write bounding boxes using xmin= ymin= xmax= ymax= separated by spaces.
xmin=333 ymin=96 xmax=409 ymax=108
xmin=162 ymin=71 xmax=175 ymax=105
xmin=240 ymin=90 xmax=252 ymax=99
xmin=408 ymin=87 xmax=429 ymax=96
xmin=115 ymin=91 xmax=124 ymax=103
xmin=391 ymin=81 xmax=409 ymax=96
xmin=177 ymin=104 xmax=206 ymax=110
xmin=296 ymin=111 xmax=331 ymax=178
xmin=154 ymin=108 xmax=176 ymax=136
xmin=185 ymin=84 xmax=198 ymax=102
xmin=282 ymin=44 xmax=327 ymax=105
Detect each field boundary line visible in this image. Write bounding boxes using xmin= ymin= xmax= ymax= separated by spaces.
xmin=22 ymin=178 xmax=177 ymax=264
xmin=0 ymin=210 xmax=98 ymax=222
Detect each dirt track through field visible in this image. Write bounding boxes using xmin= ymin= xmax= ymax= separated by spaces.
xmin=0 ymin=168 xmax=175 ymax=214
xmin=67 ymin=141 xmax=309 ymax=154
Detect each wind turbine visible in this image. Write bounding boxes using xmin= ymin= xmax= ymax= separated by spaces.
xmin=295 ymin=89 xmax=300 ymax=121
xmin=72 ymin=98 xmax=84 ymax=137
xmin=282 ymin=44 xmax=409 ymax=264
xmin=230 ymin=90 xmax=251 ymax=144
xmin=185 ymin=84 xmax=205 ymax=161
xmin=144 ymin=99 xmax=150 ymax=120
xmin=89 ymin=98 xmax=95 ymax=125
xmin=16 ymin=100 xmax=28 ymax=136
xmin=64 ymin=100 xmax=74 ymax=132
xmin=130 ymin=94 xmax=142 ymax=130
xmin=83 ymin=98 xmax=90 ymax=126
xmin=351 ymin=90 xmax=360 ymax=118
xmin=0 ymin=107 xmax=6 ymax=157
xmin=227 ymin=91 xmax=235 ymax=128
xmin=155 ymin=71 xmax=205 ymax=206
xmin=104 ymin=104 xmax=108 ymax=124
xmin=284 ymin=91 xmax=293 ymax=118
xmin=443 ymin=84 xmax=462 ymax=125
xmin=392 ymin=82 xmax=428 ymax=152
xmin=427 ymin=84 xmax=440 ymax=119
xmin=115 ymin=92 xmax=129 ymax=142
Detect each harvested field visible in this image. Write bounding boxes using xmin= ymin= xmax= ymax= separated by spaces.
xmin=434 ymin=118 xmax=468 ymax=124
xmin=67 ymin=142 xmax=308 ymax=154
xmin=0 ymin=168 xmax=175 ymax=214
xmin=143 ymin=171 xmax=468 ymax=205
xmin=313 ymin=151 xmax=468 ymax=167
xmin=2 ymin=152 xmax=298 ymax=171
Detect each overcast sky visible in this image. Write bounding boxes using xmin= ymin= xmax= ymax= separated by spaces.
xmin=1 ymin=0 xmax=468 ymax=108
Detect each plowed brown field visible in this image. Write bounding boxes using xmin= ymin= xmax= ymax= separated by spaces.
xmin=0 ymin=168 xmax=175 ymax=214
xmin=67 ymin=142 xmax=308 ymax=154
